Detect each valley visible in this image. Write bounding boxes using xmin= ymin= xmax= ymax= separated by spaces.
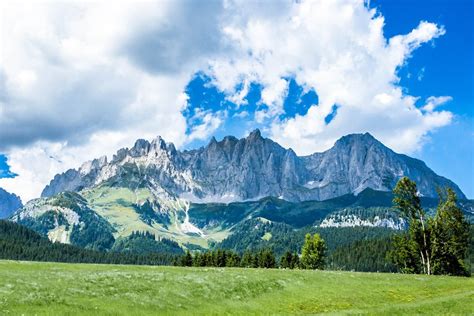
xmin=5 ymin=131 xmax=474 ymax=272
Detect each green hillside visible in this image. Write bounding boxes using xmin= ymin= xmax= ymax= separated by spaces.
xmin=10 ymin=187 xmax=474 ymax=260
xmin=1 ymin=260 xmax=473 ymax=315
xmin=0 ymin=219 xmax=396 ymax=272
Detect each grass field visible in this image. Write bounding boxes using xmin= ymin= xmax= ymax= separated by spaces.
xmin=0 ymin=260 xmax=473 ymax=315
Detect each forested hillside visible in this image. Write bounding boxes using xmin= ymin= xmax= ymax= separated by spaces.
xmin=0 ymin=220 xmax=178 ymax=265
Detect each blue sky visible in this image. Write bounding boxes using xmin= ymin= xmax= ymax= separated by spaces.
xmin=0 ymin=0 xmax=472 ymax=200
xmin=376 ymin=0 xmax=473 ymax=197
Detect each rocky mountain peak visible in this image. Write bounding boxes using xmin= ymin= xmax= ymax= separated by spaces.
xmin=79 ymin=155 xmax=108 ymax=175
xmin=130 ymin=139 xmax=150 ymax=157
xmin=334 ymin=132 xmax=379 ymax=148
xmin=208 ymin=136 xmax=218 ymax=146
xmin=41 ymin=131 xmax=467 ymax=201
xmin=247 ymin=128 xmax=263 ymax=141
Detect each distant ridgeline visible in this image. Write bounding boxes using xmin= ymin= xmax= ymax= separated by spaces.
xmin=5 ymin=131 xmax=474 ymax=272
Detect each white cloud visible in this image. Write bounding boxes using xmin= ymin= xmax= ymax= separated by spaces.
xmin=423 ymin=96 xmax=453 ymax=112
xmin=0 ymin=0 xmax=454 ymax=201
xmin=206 ymin=0 xmax=451 ymax=155
xmin=233 ymin=111 xmax=249 ymax=119
xmin=187 ymin=111 xmax=226 ymax=142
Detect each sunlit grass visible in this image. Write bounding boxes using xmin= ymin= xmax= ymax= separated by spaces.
xmin=1 ymin=260 xmax=472 ymax=315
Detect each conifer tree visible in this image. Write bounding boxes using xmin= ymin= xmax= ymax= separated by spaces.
xmin=291 ymin=252 xmax=300 ymax=269
xmin=226 ymin=252 xmax=241 ymax=267
xmin=180 ymin=250 xmax=193 ymax=267
xmin=431 ymin=188 xmax=470 ymax=276
xmin=240 ymin=251 xmax=254 ymax=268
xmin=300 ymin=233 xmax=326 ymax=269
xmin=259 ymin=249 xmax=276 ymax=268
xmin=388 ymin=234 xmax=420 ymax=274
xmin=280 ymin=251 xmax=293 ymax=269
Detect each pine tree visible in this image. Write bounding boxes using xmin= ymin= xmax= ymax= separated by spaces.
xmin=431 ymin=188 xmax=470 ymax=276
xmin=240 ymin=251 xmax=254 ymax=268
xmin=216 ymin=249 xmax=226 ymax=267
xmin=291 ymin=252 xmax=300 ymax=269
xmin=300 ymin=233 xmax=326 ymax=269
xmin=180 ymin=250 xmax=193 ymax=267
xmin=226 ymin=252 xmax=241 ymax=267
xmin=259 ymin=249 xmax=276 ymax=268
xmin=280 ymin=251 xmax=293 ymax=269
xmin=193 ymin=253 xmax=206 ymax=267
xmin=280 ymin=251 xmax=299 ymax=269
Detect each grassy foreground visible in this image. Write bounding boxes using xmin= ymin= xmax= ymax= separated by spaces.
xmin=0 ymin=260 xmax=473 ymax=315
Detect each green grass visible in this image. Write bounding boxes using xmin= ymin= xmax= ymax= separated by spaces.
xmin=0 ymin=260 xmax=472 ymax=315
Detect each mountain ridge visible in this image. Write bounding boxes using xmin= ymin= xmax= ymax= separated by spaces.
xmin=0 ymin=188 xmax=23 ymax=219
xmin=41 ymin=130 xmax=466 ymax=202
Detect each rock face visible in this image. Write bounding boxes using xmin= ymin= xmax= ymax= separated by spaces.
xmin=0 ymin=188 xmax=22 ymax=219
xmin=41 ymin=130 xmax=466 ymax=202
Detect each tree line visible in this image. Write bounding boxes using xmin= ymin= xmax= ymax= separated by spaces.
xmin=0 ymin=220 xmax=178 ymax=266
xmin=177 ymin=232 xmax=326 ymax=269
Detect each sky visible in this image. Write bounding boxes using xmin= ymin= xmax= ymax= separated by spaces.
xmin=0 ymin=0 xmax=472 ymax=202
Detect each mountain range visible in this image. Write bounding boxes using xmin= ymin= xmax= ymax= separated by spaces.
xmin=42 ymin=129 xmax=465 ymax=202
xmin=9 ymin=130 xmax=471 ymax=254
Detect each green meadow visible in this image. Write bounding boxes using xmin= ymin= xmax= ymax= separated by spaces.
xmin=0 ymin=260 xmax=472 ymax=315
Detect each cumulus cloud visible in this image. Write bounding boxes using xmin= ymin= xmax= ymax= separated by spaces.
xmin=186 ymin=109 xmax=227 ymax=142
xmin=206 ymin=1 xmax=450 ymax=154
xmin=422 ymin=96 xmax=453 ymax=112
xmin=0 ymin=0 xmax=453 ymax=201
xmin=0 ymin=0 xmax=201 ymax=200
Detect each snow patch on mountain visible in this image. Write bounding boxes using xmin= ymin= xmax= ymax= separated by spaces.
xmin=178 ymin=199 xmax=205 ymax=237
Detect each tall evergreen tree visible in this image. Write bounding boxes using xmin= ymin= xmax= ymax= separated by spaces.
xmin=280 ymin=251 xmax=300 ymax=269
xmin=431 ymin=188 xmax=470 ymax=276
xmin=193 ymin=253 xmax=204 ymax=267
xmin=226 ymin=251 xmax=241 ymax=267
xmin=300 ymin=233 xmax=326 ymax=269
xmin=259 ymin=249 xmax=276 ymax=268
xmin=291 ymin=252 xmax=300 ymax=269
xmin=240 ymin=251 xmax=254 ymax=268
xmin=180 ymin=250 xmax=193 ymax=267
xmin=280 ymin=251 xmax=293 ymax=269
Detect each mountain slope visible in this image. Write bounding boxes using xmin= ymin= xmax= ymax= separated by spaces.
xmin=0 ymin=188 xmax=22 ymax=219
xmin=12 ymin=184 xmax=474 ymax=252
xmin=41 ymin=130 xmax=466 ymax=202
xmin=11 ymin=192 xmax=115 ymax=250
